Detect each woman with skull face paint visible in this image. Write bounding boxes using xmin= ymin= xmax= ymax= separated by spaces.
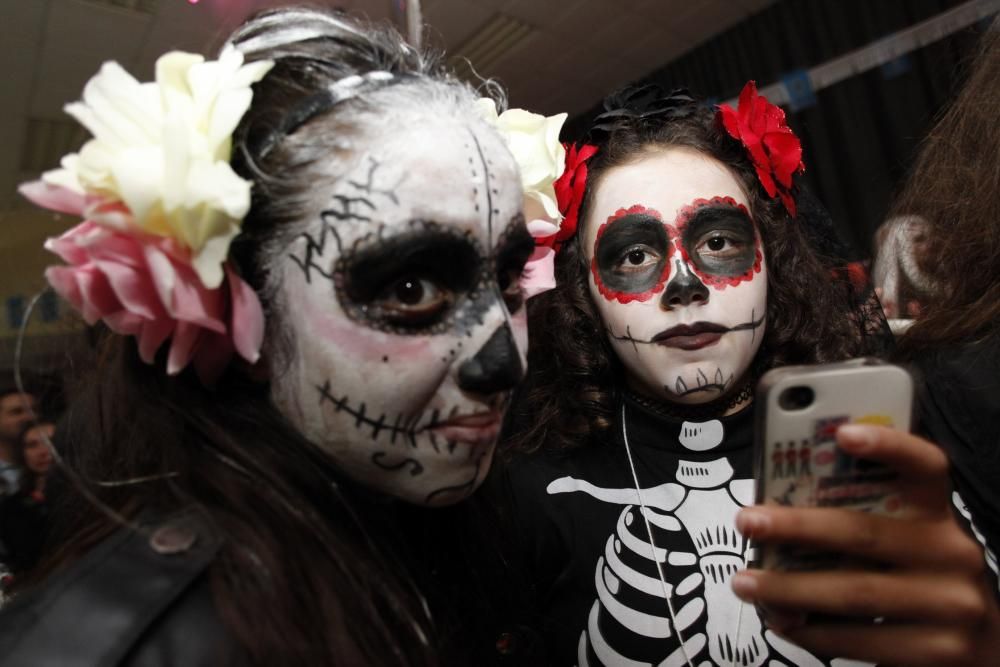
xmin=499 ymin=84 xmax=998 ymax=666
xmin=0 ymin=7 xmax=545 ymax=666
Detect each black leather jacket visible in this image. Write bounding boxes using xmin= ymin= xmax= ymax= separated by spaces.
xmin=0 ymin=514 xmax=232 ymax=666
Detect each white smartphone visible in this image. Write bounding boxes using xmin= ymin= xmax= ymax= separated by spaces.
xmin=753 ymin=358 xmax=914 ymax=571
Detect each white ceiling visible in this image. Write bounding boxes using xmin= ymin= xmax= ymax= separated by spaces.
xmin=0 ymin=0 xmax=775 ymax=213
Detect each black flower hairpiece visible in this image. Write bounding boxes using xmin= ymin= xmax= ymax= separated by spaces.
xmin=589 ymin=84 xmax=697 ymax=138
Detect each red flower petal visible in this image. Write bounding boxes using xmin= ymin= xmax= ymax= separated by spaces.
xmin=779 ymin=189 xmax=797 ymax=218
xmin=762 ymin=131 xmax=803 ymax=189
xmin=553 ymin=142 xmax=598 ymax=244
xmin=719 ymin=104 xmax=741 ymax=140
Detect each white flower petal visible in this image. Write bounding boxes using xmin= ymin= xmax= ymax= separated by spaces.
xmin=110 ymin=146 xmax=164 ymax=225
xmin=37 ymin=48 xmax=272 ymax=288
xmin=42 ymin=155 xmax=85 ymax=194
xmin=207 ymin=86 xmax=252 ymax=159
xmin=526 ymin=189 xmax=560 ymax=220
xmin=190 ymin=224 xmax=239 ymax=289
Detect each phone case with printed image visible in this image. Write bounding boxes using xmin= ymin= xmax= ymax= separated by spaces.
xmin=753 ymin=358 xmax=914 ymax=571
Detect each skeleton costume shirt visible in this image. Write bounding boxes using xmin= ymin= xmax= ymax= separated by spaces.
xmin=505 ymin=396 xmax=869 ymax=667
xmin=502 ymin=143 xmax=877 ymax=666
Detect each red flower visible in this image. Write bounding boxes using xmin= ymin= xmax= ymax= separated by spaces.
xmin=551 ymin=142 xmax=599 ymax=247
xmin=719 ymin=81 xmax=805 ymax=217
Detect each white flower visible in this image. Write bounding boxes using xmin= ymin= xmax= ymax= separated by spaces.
xmin=41 ymin=46 xmax=273 ymax=288
xmin=477 ymin=98 xmax=567 ymax=221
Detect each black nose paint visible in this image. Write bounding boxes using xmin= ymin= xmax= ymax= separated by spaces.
xmin=662 ymin=259 xmax=709 ymax=308
xmin=457 ymin=324 xmax=523 ymax=394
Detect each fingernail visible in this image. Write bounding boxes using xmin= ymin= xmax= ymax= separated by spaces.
xmin=837 ymin=423 xmax=877 ymax=452
xmin=736 ymin=509 xmax=769 ymax=537
xmin=731 ymin=571 xmax=758 ymax=599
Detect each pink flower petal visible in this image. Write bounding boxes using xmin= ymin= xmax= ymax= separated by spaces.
xmin=18 ymin=181 xmax=86 ymax=216
xmin=94 ymin=259 xmax=165 ymax=320
xmin=137 ymin=318 xmax=175 ymax=364
xmin=225 ymin=265 xmax=264 ymax=364
xmin=527 ymin=219 xmax=560 ymax=239
xmin=167 ymin=321 xmax=202 ymax=376
xmin=74 ymin=267 xmax=123 ymax=324
xmin=44 ymin=222 xmax=101 ymax=265
xmin=171 ymin=270 xmax=226 ymax=332
xmin=142 ymin=245 xmax=226 ymax=333
xmin=41 ymin=219 xmax=265 ymax=379
xmin=45 ymin=266 xmax=85 ymax=314
xmin=520 ymin=246 xmax=556 ymax=299
xmin=85 ymin=233 xmax=148 ymax=268
xmin=104 ymin=310 xmax=144 ymax=336
xmin=85 ymin=199 xmax=134 ymax=231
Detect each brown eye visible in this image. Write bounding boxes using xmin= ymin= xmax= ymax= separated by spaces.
xmin=395 ymin=279 xmax=424 ymax=304
xmin=615 ymin=245 xmax=660 ymax=273
xmin=697 ymin=234 xmax=743 ymax=258
xmin=377 ymin=276 xmax=452 ymax=326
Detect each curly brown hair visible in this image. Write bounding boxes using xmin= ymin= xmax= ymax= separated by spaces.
xmin=894 ymin=22 xmax=1000 ymax=355
xmin=505 ymin=100 xmax=875 ymax=454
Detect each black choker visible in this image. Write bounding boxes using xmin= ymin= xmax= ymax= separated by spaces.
xmin=625 ymin=381 xmax=754 ymax=422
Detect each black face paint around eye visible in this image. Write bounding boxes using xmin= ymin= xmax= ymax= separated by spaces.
xmin=678 ymin=199 xmax=761 ymax=286
xmin=334 ymin=220 xmax=485 ymax=334
xmin=592 ymin=208 xmax=673 ymax=299
xmin=493 ymin=214 xmax=533 ymax=313
xmin=334 ymin=215 xmax=529 ymax=336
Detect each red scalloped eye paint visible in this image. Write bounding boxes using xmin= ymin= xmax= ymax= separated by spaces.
xmin=590 ymin=204 xmax=678 ymax=303
xmin=674 ymin=196 xmax=762 ymax=290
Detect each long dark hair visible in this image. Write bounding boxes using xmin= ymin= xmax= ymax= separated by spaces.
xmin=506 ymin=95 xmax=876 ymax=453
xmin=27 ymin=8 xmax=510 ymax=666
xmin=894 ymin=21 xmax=1000 ymax=355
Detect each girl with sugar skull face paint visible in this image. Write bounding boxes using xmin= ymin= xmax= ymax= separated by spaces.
xmin=270 ymin=104 xmax=532 ymax=507
xmin=584 ymin=152 xmax=768 ymax=407
xmin=1 ymin=8 xmax=550 ymax=666
xmin=498 ymin=85 xmax=955 ymax=667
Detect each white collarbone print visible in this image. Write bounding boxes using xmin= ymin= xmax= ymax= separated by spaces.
xmin=546 ymin=419 xmax=862 ymax=667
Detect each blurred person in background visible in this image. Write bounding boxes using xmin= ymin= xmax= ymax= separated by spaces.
xmin=0 ymin=389 xmax=37 ymax=497
xmin=871 ymin=214 xmax=934 ymax=331
xmin=0 ymin=422 xmax=55 ymax=576
xmin=891 ymin=19 xmax=1000 ymax=579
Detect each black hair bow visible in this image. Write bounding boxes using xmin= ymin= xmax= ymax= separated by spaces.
xmin=589 ymin=84 xmax=697 ymax=138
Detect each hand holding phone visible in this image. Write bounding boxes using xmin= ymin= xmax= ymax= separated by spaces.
xmin=732 ymin=423 xmax=1000 ymax=666
xmin=753 ymin=358 xmax=913 ymax=571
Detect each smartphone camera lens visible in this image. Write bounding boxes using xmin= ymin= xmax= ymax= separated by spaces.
xmin=778 ymin=385 xmax=815 ymax=411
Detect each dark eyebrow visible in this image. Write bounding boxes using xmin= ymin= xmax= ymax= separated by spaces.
xmin=340 ymin=222 xmax=483 ymax=302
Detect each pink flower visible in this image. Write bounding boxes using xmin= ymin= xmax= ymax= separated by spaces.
xmin=24 ymin=181 xmax=263 ymax=383
xmin=518 ymin=219 xmax=560 ymax=299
